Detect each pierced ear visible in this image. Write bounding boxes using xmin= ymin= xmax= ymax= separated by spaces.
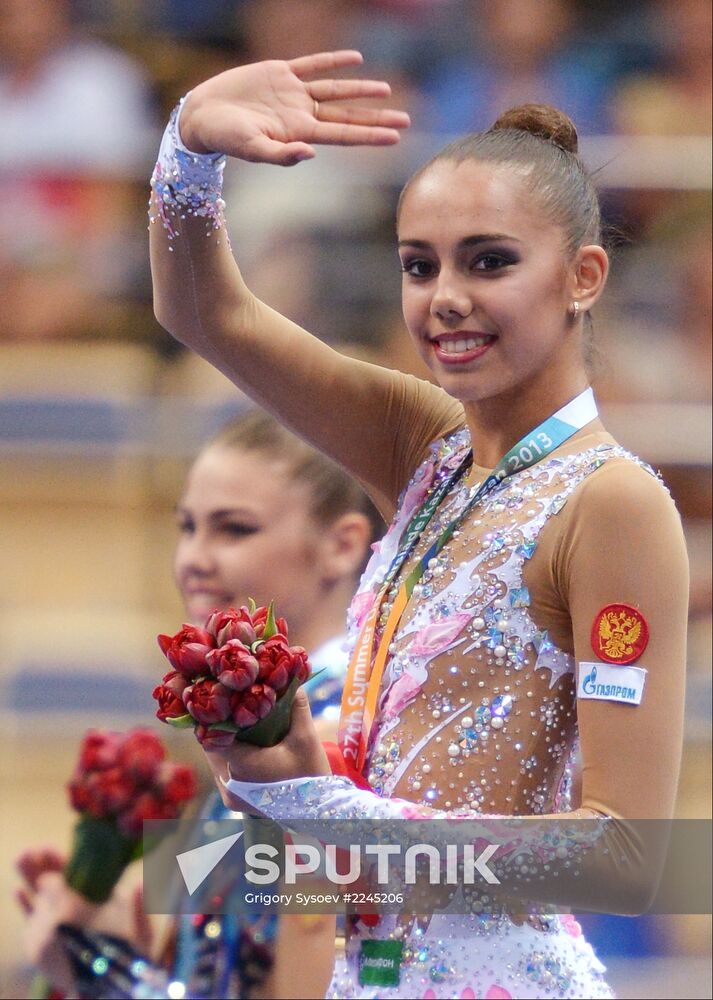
xmin=572 ymin=244 xmax=609 ymax=314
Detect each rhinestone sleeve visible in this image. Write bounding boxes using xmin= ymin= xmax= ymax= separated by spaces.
xmin=149 ymin=98 xmax=226 ymax=241
xmin=224 ymin=774 xmax=610 ymax=907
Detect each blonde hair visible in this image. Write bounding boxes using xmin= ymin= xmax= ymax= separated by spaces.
xmin=207 ymin=409 xmax=381 ymax=533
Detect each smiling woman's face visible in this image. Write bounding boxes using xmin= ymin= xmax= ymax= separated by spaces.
xmin=173 ymin=445 xmax=325 ymax=629
xmin=398 ymin=158 xmax=583 ymax=406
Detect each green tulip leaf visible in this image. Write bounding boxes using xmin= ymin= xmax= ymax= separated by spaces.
xmin=165 ymin=713 xmax=195 ymax=729
xmin=262 ymin=600 xmax=278 ymax=640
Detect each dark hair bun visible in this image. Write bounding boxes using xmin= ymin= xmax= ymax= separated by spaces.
xmin=492 ymin=104 xmax=578 ymax=155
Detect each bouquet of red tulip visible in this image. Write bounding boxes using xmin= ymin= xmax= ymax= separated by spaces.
xmin=153 ymin=601 xmax=312 ymax=749
xmin=65 ymin=728 xmax=197 ymax=903
xmin=30 ymin=729 xmax=196 ymax=999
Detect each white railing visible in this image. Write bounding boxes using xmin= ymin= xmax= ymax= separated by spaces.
xmin=600 ymin=403 xmax=713 ymax=466
xmin=226 ymin=133 xmax=713 ymax=190
xmin=0 ymin=396 xmax=710 ymax=465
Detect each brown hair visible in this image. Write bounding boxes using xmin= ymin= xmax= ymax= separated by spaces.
xmin=399 ymin=103 xmax=601 ymax=255
xmin=207 ymin=408 xmax=382 ymax=536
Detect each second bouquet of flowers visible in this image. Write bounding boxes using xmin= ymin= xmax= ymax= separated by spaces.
xmin=153 ymin=601 xmax=312 ymax=748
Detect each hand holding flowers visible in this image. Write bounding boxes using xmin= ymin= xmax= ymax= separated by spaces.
xmin=155 ymin=601 xmax=311 ymax=748
xmin=202 ymin=686 xmax=331 ymax=811
xmin=154 ymin=601 xmax=329 ymax=809
xmin=23 ymin=728 xmax=196 ymax=998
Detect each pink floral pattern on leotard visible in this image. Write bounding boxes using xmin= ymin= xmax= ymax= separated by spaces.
xmin=227 ymin=432 xmax=658 ymax=999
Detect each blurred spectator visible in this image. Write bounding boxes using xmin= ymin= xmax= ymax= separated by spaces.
xmin=128 ymin=0 xmax=238 ymax=44
xmin=0 ymin=0 xmax=157 ymax=174
xmin=611 ymin=0 xmax=712 ymax=136
xmin=596 ymin=217 xmax=712 ymax=404
xmin=237 ymin=0 xmax=427 ymax=139
xmin=0 ymin=0 xmax=158 ymax=343
xmin=422 ymin=0 xmax=617 ymax=134
xmin=598 ymin=0 xmax=711 ymax=268
xmin=349 ymin=0 xmax=463 ymax=91
xmin=223 ymin=0 xmax=419 ymax=346
xmin=238 ymin=0 xmax=356 ymax=61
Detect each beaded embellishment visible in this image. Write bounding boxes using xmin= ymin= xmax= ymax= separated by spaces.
xmin=150 ymin=99 xmax=226 ymax=242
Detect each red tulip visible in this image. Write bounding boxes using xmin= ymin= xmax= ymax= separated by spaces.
xmin=152 ymin=671 xmax=190 ymax=722
xmin=91 ymin=766 xmax=136 ymax=812
xmin=205 ymin=607 xmax=254 ymax=644
xmin=157 ymin=624 xmax=215 ymax=678
xmin=252 ymin=604 xmax=288 ymax=639
xmin=232 ymin=683 xmax=277 ymax=728
xmin=117 ymin=729 xmax=165 ymax=781
xmin=206 ymin=640 xmax=260 ymax=691
xmin=194 ymin=724 xmax=236 ymax=749
xmin=118 ymin=791 xmax=173 ymax=838
xmin=183 ymin=678 xmax=233 ymax=725
xmin=78 ymin=730 xmax=121 ymax=772
xmin=158 ymin=763 xmax=198 ymax=805
xmin=256 ymin=637 xmax=310 ymax=695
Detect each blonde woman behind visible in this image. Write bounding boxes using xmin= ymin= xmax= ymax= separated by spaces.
xmin=17 ymin=409 xmax=379 ymax=999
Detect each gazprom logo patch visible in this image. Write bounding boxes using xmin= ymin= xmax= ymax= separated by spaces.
xmin=578 ymin=661 xmax=646 ymax=705
xmin=582 ymin=664 xmax=599 ymax=694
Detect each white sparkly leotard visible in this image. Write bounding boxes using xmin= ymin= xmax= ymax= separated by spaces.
xmin=230 ymin=431 xmax=680 ymax=999
xmin=149 ymin=116 xmax=689 ymax=1000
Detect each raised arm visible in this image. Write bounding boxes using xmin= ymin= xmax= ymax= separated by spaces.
xmin=150 ymin=52 xmax=462 ymax=515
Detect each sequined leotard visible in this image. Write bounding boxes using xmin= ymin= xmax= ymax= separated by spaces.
xmin=148 ymin=122 xmax=689 ymax=999
xmin=227 ymin=422 xmax=686 ymax=998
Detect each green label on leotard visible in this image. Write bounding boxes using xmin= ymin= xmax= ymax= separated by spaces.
xmin=358 ymin=940 xmax=403 ymax=987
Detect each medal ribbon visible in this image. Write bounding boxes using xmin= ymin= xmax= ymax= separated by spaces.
xmin=339 ymin=388 xmax=598 ymax=774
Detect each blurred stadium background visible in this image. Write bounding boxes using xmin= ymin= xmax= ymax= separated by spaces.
xmin=0 ymin=1 xmax=710 ymax=996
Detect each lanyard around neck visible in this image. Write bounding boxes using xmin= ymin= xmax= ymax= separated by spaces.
xmin=338 ymin=387 xmax=598 ymax=773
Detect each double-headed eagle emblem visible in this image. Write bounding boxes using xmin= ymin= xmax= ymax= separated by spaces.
xmin=594 ymin=606 xmax=647 ymax=663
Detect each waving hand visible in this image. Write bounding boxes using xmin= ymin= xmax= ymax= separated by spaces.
xmin=179 ymin=50 xmax=410 ymax=165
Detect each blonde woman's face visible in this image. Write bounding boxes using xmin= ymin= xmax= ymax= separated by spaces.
xmin=174 ymin=445 xmax=325 ymax=629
